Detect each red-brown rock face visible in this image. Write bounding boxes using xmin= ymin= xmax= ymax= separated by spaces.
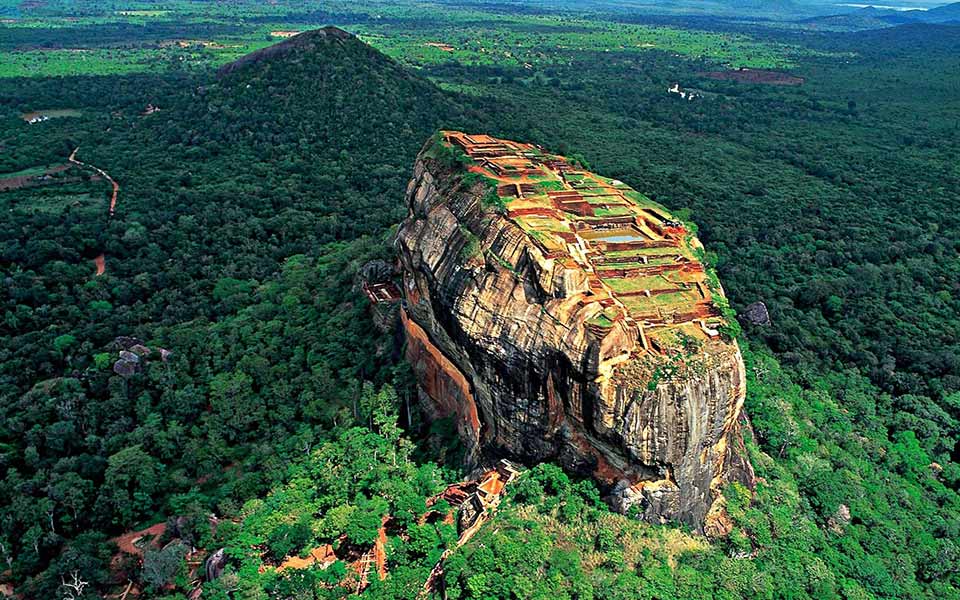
xmin=397 ymin=132 xmax=754 ymax=532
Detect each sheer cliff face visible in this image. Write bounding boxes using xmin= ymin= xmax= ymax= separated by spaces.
xmin=397 ymin=132 xmax=754 ymax=532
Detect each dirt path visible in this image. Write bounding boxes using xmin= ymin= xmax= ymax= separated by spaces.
xmin=111 ymin=522 xmax=166 ymax=556
xmin=69 ymin=147 xmax=118 ymax=275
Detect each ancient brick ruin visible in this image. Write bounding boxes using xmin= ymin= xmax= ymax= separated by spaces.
xmin=398 ymin=132 xmax=753 ymax=532
xmin=445 ymin=131 xmax=726 ymax=350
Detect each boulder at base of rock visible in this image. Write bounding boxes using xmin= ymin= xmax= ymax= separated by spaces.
xmin=742 ymin=301 xmax=771 ymax=326
xmin=205 ymin=548 xmax=227 ymax=581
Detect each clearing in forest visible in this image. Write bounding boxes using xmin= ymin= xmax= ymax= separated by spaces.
xmin=20 ymin=108 xmax=83 ymax=122
xmin=0 ymin=163 xmax=72 ymax=191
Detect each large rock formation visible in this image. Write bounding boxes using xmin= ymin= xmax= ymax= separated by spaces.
xmin=397 ymin=132 xmax=754 ymax=533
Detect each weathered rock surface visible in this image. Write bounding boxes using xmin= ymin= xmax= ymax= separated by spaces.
xmin=205 ymin=548 xmax=227 ymax=582
xmin=743 ymin=301 xmax=771 ymax=326
xmin=111 ymin=341 xmax=171 ymax=377
xmin=397 ymin=132 xmax=754 ymax=532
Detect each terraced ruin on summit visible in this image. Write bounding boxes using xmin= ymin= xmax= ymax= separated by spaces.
xmin=400 ymin=132 xmax=753 ymax=531
xmin=440 ymin=131 xmax=729 ymax=352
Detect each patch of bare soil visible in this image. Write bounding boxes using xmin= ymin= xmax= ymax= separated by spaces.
xmin=69 ymin=147 xmax=119 ymax=276
xmin=425 ymin=42 xmax=455 ymax=52
xmin=112 ymin=522 xmax=166 ymax=557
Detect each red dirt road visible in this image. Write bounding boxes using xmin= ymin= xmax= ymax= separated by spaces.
xmin=112 ymin=522 xmax=166 ymax=556
xmin=69 ymin=147 xmax=118 ymax=276
xmin=69 ymin=147 xmax=119 ymax=216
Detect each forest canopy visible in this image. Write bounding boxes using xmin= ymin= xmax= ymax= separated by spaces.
xmin=0 ymin=4 xmax=958 ymax=599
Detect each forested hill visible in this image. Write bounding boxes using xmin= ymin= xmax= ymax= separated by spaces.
xmin=927 ymin=2 xmax=960 ymax=21
xmin=0 ymin=27 xmax=483 ymax=597
xmin=139 ymin=25 xmax=472 ymax=246
xmin=217 ymin=25 xmax=356 ymax=74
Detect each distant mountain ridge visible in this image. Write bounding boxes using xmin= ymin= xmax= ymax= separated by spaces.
xmin=800 ymin=1 xmax=960 ymax=29
xmin=925 ymin=0 xmax=960 ymax=20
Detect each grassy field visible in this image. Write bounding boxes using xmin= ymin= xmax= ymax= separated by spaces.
xmin=0 ymin=41 xmax=276 ymax=77
xmin=0 ymin=0 xmax=827 ymax=78
xmin=20 ymin=108 xmax=81 ymax=121
xmin=604 ymin=275 xmax=678 ymax=293
xmin=355 ymin=19 xmax=806 ymax=70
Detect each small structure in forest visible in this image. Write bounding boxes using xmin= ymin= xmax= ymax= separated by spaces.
xmin=456 ymin=460 xmax=521 ymax=535
xmin=668 ymin=82 xmax=701 ymax=100
xmin=111 ymin=337 xmax=173 ymax=377
xmin=363 ymin=281 xmax=402 ymax=304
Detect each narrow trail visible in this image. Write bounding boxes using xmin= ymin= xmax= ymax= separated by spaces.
xmin=69 ymin=147 xmax=118 ymax=275
xmin=420 ymin=463 xmax=519 ymax=598
xmin=420 ymin=510 xmax=491 ymax=598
